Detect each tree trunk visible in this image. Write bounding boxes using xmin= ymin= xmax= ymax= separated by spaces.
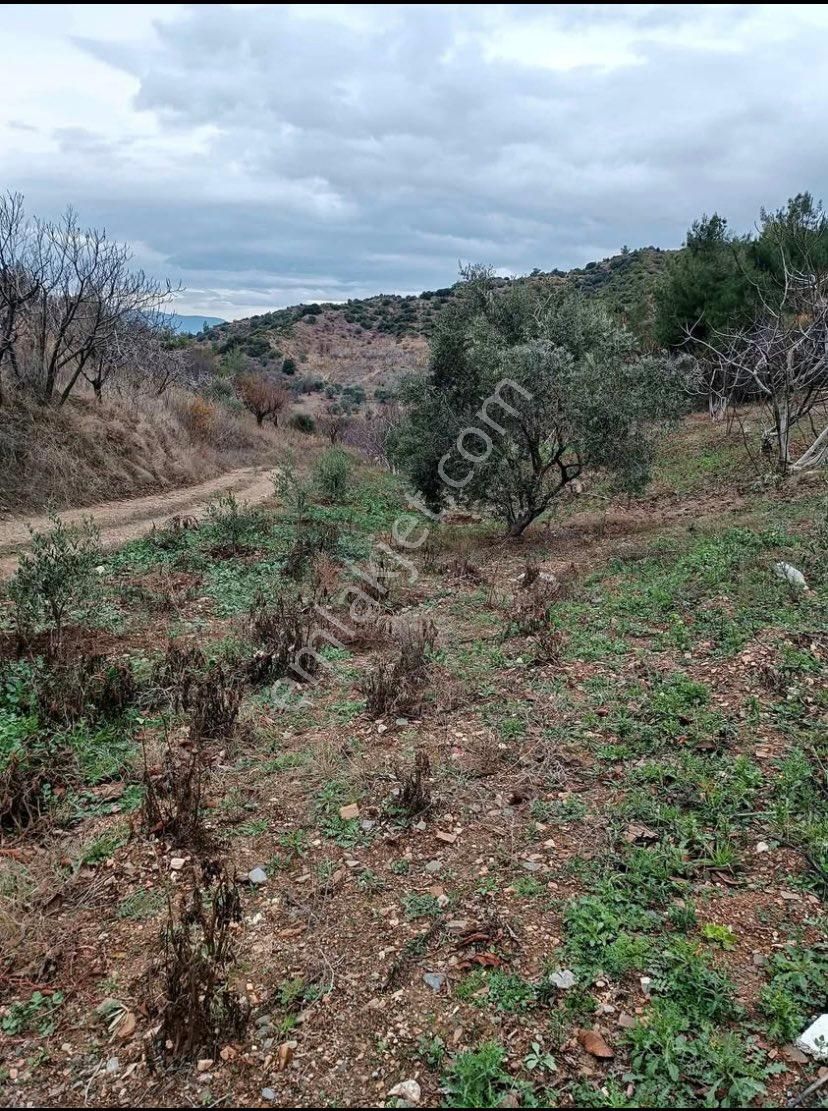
xmin=791 ymin=424 xmax=828 ymax=470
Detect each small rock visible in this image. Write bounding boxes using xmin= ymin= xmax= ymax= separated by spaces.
xmin=388 ymin=1079 xmax=421 ymax=1103
xmin=339 ymin=803 xmax=360 ymax=821
xmin=423 ymin=972 xmax=446 ymax=992
xmin=755 ymin=841 xmax=770 ymax=853
xmin=169 ymin=857 xmax=186 ymax=871
xmin=105 ymin=1057 xmax=121 ymax=1074
xmin=640 ymin=976 xmax=653 ymax=996
xmin=395 ymin=718 xmax=410 ymax=727
xmin=197 ymin=1058 xmax=213 ymax=1073
xmin=623 ymin=822 xmax=657 ymax=844
xmin=424 ymin=860 xmax=442 ymax=875
xmin=578 ymin=1028 xmax=614 ymax=1059
xmin=248 ymin=867 xmax=268 ymax=885
xmin=277 ymin=1041 xmax=296 ymax=1071
xmin=435 ymin=830 xmax=457 ymax=844
xmin=783 ymin=1045 xmax=809 ymax=1064
xmin=617 ymin=1013 xmax=637 ymax=1029
xmin=261 ymin=1088 xmax=277 ymax=1102
xmin=796 ymin=1014 xmax=828 ymax=1059
xmin=774 ymin=561 xmax=809 ymax=591
xmin=549 ymin=969 xmax=577 ymax=990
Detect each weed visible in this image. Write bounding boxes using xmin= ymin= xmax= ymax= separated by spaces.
xmin=700 ymin=923 xmax=738 ymax=950
xmin=117 ymin=888 xmax=165 ymax=920
xmin=443 ymin=1041 xmax=515 ymax=1108
xmin=758 ymin=942 xmax=828 ymax=1043
xmin=1 ymin=991 xmax=64 ymax=1036
xmin=402 ymin=892 xmax=443 ymax=920
xmin=314 ymin=447 xmax=352 ymax=501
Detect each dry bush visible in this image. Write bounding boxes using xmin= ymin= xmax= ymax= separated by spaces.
xmin=177 ymin=396 xmax=219 ymax=440
xmin=156 ymin=862 xmax=249 ymax=1058
xmin=141 ymin=732 xmax=210 ymax=849
xmin=309 ymin=552 xmax=341 ymax=603
xmin=446 ymin=555 xmax=487 ymax=583
xmin=189 ymin=663 xmax=243 ymax=745
xmin=0 ymin=737 xmax=67 ymax=834
xmin=245 ymin=592 xmax=314 ymax=685
xmin=36 ymin=655 xmax=135 ymax=725
xmin=151 ymin=642 xmax=207 ymax=712
xmin=360 ymin=620 xmax=436 ymax=719
xmin=235 ymin=372 xmax=289 ymax=427
xmin=396 ymin=750 xmax=432 ymax=819
xmin=282 ymin=522 xmax=340 ymax=582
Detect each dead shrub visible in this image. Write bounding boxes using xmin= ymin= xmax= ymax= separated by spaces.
xmin=282 ymin=522 xmax=340 ymax=582
xmin=361 ymin=634 xmax=432 ymax=720
xmin=156 ymin=861 xmax=249 ymax=1058
xmin=396 ymin=750 xmax=432 ymax=819
xmin=36 ymin=654 xmax=136 ymax=725
xmin=189 ymin=663 xmax=243 ymax=745
xmin=310 ymin=552 xmax=341 ymax=603
xmin=446 ymin=555 xmax=486 ymax=583
xmin=178 ymin=396 xmax=219 ymax=441
xmin=151 ymin=642 xmax=206 ymax=712
xmin=141 ymin=732 xmax=212 ymax=849
xmin=245 ymin=592 xmax=315 ymax=685
xmin=0 ymin=737 xmax=67 ymax=833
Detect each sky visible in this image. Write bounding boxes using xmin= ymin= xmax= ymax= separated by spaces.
xmin=2 ymin=3 xmax=827 ymax=320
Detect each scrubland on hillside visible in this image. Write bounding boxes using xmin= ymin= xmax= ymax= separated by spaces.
xmin=1 ymin=187 xmax=828 ymax=1109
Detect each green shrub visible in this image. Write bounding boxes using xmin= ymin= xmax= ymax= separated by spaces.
xmin=288 ymin=413 xmax=315 ymax=434
xmin=314 ymin=448 xmax=351 ymax=501
xmin=7 ymin=512 xmax=101 ymax=653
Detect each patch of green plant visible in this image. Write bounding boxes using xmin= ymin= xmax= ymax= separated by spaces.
xmin=758 ymin=942 xmax=828 ymax=1043
xmin=117 ymin=888 xmax=164 ymax=920
xmin=700 ymin=923 xmax=737 ymax=950
xmin=80 ymin=825 xmax=129 ymax=866
xmin=314 ymin=447 xmax=352 ymax=501
xmin=7 ymin=513 xmax=101 ymax=648
xmin=402 ymin=892 xmax=443 ymax=920
xmin=314 ymin=779 xmax=365 ymax=848
xmin=443 ymin=1041 xmax=516 ymax=1108
xmin=624 ymin=999 xmax=783 ymax=1107
xmin=1 ymin=991 xmax=65 ymax=1036
xmin=235 ymin=817 xmax=269 ymax=838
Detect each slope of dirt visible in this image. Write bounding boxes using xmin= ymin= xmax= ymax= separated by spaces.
xmin=0 ymin=464 xmax=277 ymax=577
xmin=0 ymin=421 xmax=826 ymax=1109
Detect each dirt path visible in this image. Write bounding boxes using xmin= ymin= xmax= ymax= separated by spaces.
xmin=0 ymin=464 xmax=277 ymax=577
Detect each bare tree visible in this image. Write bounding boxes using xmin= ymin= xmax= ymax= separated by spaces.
xmin=236 ymin=372 xmax=289 ymax=426
xmin=0 ymin=192 xmax=42 ymax=403
xmin=317 ymin=404 xmax=350 ymax=444
xmin=694 ymin=261 xmax=828 ymax=471
xmin=0 ymin=195 xmax=178 ymax=405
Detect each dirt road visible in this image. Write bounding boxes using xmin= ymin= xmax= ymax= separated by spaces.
xmin=0 ymin=465 xmax=277 ymax=577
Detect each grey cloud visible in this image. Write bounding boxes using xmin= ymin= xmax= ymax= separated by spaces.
xmin=8 ymin=4 xmax=827 ymax=318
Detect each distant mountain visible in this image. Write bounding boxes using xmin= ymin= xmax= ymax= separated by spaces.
xmin=169 ymin=313 xmax=226 ymax=335
xmin=199 ymin=247 xmax=674 ymax=390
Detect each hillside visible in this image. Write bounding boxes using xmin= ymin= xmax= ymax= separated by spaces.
xmin=204 ymin=247 xmax=672 ymax=391
xmin=0 ymin=414 xmax=825 ymax=1107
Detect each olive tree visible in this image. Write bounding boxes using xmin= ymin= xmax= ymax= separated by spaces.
xmin=391 ymin=270 xmax=684 ymax=536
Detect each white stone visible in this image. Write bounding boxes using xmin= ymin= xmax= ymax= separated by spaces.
xmin=796 ymin=1014 xmax=828 ymax=1059
xmin=388 ymin=1079 xmax=421 ymax=1104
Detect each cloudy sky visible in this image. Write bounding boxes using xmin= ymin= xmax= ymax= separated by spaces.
xmin=2 ymin=4 xmax=826 ymax=319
